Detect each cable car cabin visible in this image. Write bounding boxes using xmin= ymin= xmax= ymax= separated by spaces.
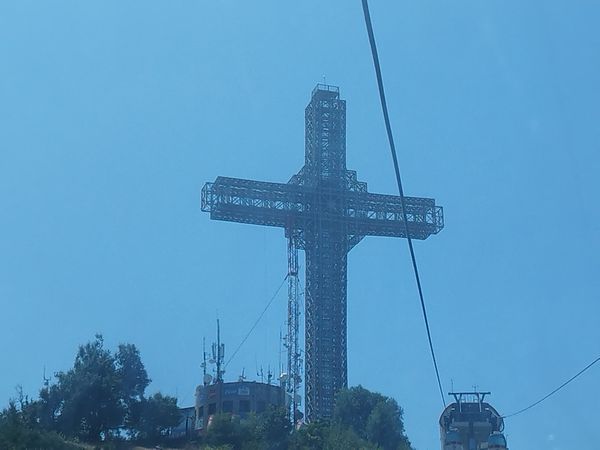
xmin=439 ymin=392 xmax=508 ymax=450
xmin=487 ymin=432 xmax=508 ymax=449
xmin=443 ymin=429 xmax=464 ymax=450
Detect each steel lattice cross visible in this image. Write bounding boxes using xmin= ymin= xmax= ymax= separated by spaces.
xmin=201 ymin=84 xmax=444 ymax=421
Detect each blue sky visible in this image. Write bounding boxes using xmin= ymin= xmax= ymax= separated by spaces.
xmin=1 ymin=1 xmax=599 ymax=449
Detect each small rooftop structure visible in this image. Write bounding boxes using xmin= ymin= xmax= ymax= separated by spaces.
xmin=194 ymin=380 xmax=286 ymax=431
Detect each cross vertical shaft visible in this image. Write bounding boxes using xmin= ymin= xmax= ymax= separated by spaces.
xmin=304 ymin=230 xmax=349 ymax=419
xmin=300 ymin=86 xmax=350 ymax=419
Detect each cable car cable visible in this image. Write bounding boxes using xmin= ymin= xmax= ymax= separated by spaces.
xmin=361 ymin=0 xmax=446 ymax=408
xmin=502 ymin=355 xmax=600 ymax=418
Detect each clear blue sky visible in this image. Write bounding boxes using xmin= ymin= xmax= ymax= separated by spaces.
xmin=1 ymin=1 xmax=599 ymax=449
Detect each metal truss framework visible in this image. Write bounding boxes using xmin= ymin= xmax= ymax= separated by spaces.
xmin=286 ymin=234 xmax=302 ymax=424
xmin=201 ymin=84 xmax=444 ymax=420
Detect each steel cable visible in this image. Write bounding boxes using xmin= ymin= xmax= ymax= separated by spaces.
xmin=502 ymin=355 xmax=600 ymax=418
xmin=361 ymin=0 xmax=446 ymax=408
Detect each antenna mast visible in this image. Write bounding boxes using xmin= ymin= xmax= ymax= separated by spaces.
xmin=211 ymin=319 xmax=225 ymax=383
xmin=203 ymin=337 xmax=207 ymax=378
xmin=286 ymin=233 xmax=302 ymax=424
xmin=201 ymin=337 xmax=211 ymax=385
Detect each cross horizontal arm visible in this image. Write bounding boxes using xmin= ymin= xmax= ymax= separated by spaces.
xmin=345 ymin=191 xmax=443 ymax=239
xmin=201 ymin=176 xmax=306 ymax=228
xmin=201 ymin=176 xmax=443 ymax=239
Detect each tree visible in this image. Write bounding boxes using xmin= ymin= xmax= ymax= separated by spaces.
xmin=203 ymin=413 xmax=249 ymax=449
xmin=29 ymin=335 xmax=176 ymax=444
xmin=334 ymin=385 xmax=413 ymax=450
xmin=134 ymin=392 xmax=181 ymax=442
xmin=324 ymin=423 xmax=378 ymax=450
xmin=366 ymin=399 xmax=411 ymax=450
xmin=289 ymin=420 xmax=377 ymax=450
xmin=116 ymin=343 xmax=150 ymax=400
xmin=288 ymin=420 xmax=328 ymax=449
xmin=256 ymin=406 xmax=291 ymax=450
xmin=334 ymin=385 xmax=385 ymax=438
xmin=36 ymin=382 xmax=63 ymax=431
xmin=0 ymin=400 xmax=82 ymax=450
xmin=198 ymin=386 xmax=412 ymax=450
xmin=202 ymin=409 xmax=291 ymax=450
xmin=51 ymin=335 xmax=124 ymax=441
xmin=115 ymin=343 xmax=151 ymax=431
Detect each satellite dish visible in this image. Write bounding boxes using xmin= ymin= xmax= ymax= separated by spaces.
xmin=204 ymin=374 xmax=213 ymax=384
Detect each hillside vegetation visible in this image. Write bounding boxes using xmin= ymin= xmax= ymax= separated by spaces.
xmin=1 ymin=336 xmax=413 ymax=450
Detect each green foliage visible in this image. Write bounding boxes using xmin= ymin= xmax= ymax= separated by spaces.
xmin=288 ymin=420 xmax=329 ymax=449
xmin=116 ymin=342 xmax=151 ymax=424
xmin=3 ymin=336 xmax=415 ymax=450
xmin=325 ymin=423 xmax=379 ymax=450
xmin=334 ymin=385 xmax=413 ymax=450
xmin=52 ymin=335 xmax=125 ymax=441
xmin=288 ymin=420 xmax=376 ymax=450
xmin=200 ymin=387 xmax=412 ymax=450
xmin=256 ymin=406 xmax=292 ymax=449
xmin=366 ymin=400 xmax=411 ymax=450
xmin=334 ymin=385 xmax=384 ymax=437
xmin=134 ymin=392 xmax=181 ymax=442
xmin=0 ymin=400 xmax=82 ymax=450
xmin=6 ymin=335 xmax=180 ymax=446
xmin=33 ymin=335 xmax=130 ymax=441
xmin=203 ymin=413 xmax=248 ymax=449
xmin=202 ymin=407 xmax=290 ymax=450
